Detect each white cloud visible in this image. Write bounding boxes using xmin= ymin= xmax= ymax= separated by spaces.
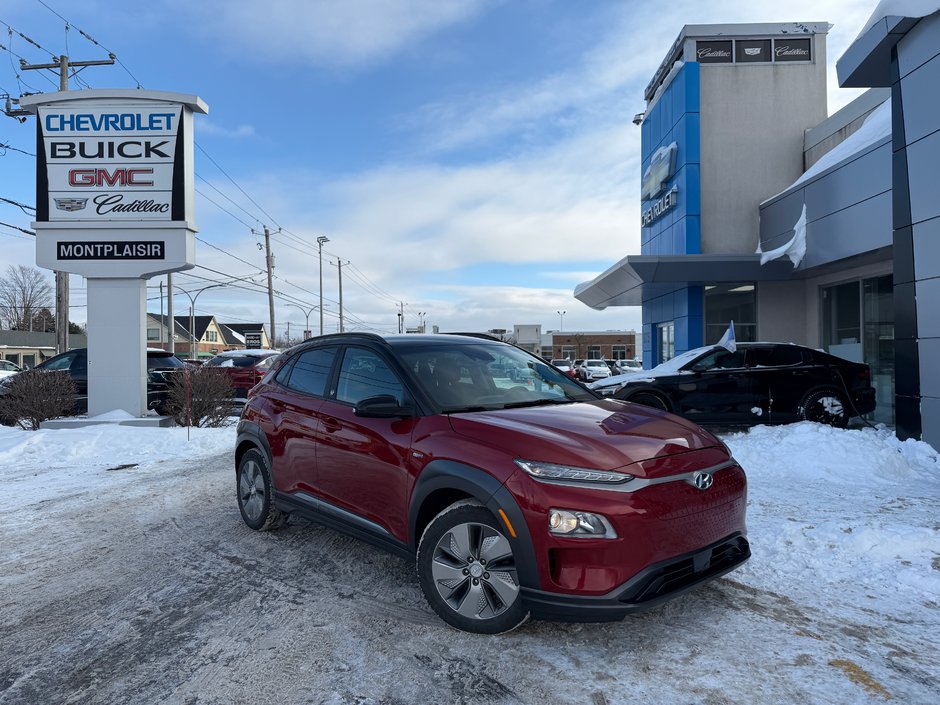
xmin=195 ymin=120 xmax=256 ymax=138
xmin=174 ymin=0 xmax=492 ymax=69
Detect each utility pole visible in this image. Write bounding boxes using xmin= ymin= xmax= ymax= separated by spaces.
xmin=19 ymin=53 xmax=115 ymax=354
xmin=167 ymin=273 xmax=175 ymax=354
xmin=333 ymin=259 xmax=349 ymax=333
xmin=398 ymin=302 xmax=405 ymax=334
xmin=263 ymin=226 xmax=276 ymax=344
xmin=317 ymin=236 xmax=330 ymax=335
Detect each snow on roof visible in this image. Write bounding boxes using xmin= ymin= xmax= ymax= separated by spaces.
xmin=857 ymin=0 xmax=940 ymax=40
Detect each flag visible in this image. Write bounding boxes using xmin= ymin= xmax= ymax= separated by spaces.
xmin=718 ymin=321 xmax=736 ymax=352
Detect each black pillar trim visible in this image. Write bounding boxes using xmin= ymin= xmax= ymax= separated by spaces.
xmin=171 ymin=110 xmax=185 ymax=222
xmin=35 ymin=120 xmax=48 ymax=222
xmin=889 ymin=45 xmax=921 ymax=442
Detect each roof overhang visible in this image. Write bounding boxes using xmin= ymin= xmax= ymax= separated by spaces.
xmin=837 ymin=15 xmax=920 ymax=87
xmin=574 ymin=254 xmax=797 ymax=310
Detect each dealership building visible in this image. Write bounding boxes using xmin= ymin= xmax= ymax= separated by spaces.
xmin=575 ymin=10 xmax=940 ymax=445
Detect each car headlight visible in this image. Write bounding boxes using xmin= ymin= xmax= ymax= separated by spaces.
xmin=514 ymin=459 xmax=634 ymax=485
xmin=549 ymin=509 xmax=617 ymax=538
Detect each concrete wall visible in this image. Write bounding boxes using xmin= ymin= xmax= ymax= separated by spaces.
xmin=699 ymin=33 xmax=828 ymax=254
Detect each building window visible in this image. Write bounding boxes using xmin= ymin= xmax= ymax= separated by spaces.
xmin=657 ymin=322 xmax=674 ymax=364
xmin=612 ymin=345 xmax=627 ymax=360
xmin=822 ymin=275 xmax=894 ymax=425
xmin=587 ymin=346 xmax=601 ymax=359
xmin=22 ymin=354 xmax=36 ymax=368
xmin=561 ymin=345 xmax=576 ymax=360
xmin=5 ymin=354 xmax=20 ymax=365
xmin=147 ymin=327 xmax=160 ymax=341
xmin=704 ymin=283 xmax=756 ymax=344
xmin=206 ymin=331 xmax=218 ymax=343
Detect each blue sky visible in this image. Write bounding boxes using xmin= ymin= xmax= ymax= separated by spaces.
xmin=0 ymin=0 xmax=875 ymax=339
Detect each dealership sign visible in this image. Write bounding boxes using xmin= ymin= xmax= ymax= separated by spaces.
xmin=21 ymin=89 xmax=207 ymax=278
xmin=37 ymin=105 xmax=182 ymax=222
xmin=641 ymin=142 xmax=679 ymax=227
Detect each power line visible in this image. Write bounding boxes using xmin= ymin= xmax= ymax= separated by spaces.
xmin=0 ymin=142 xmax=35 ymax=157
xmin=32 ymin=0 xmax=142 ymax=88
xmin=194 ymin=142 xmax=281 ymax=228
xmin=0 ymin=219 xmax=35 ymax=235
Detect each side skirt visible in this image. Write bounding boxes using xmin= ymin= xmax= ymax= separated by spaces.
xmin=274 ymin=490 xmax=412 ymax=561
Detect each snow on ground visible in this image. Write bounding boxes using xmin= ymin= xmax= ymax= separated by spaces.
xmin=1 ymin=420 xmax=938 ymax=703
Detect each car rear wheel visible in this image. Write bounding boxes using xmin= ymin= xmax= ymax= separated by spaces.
xmin=627 ymin=392 xmax=669 ymax=411
xmin=237 ymin=449 xmax=286 ymax=531
xmin=800 ymin=390 xmax=849 ymax=428
xmin=417 ymin=502 xmax=528 ymax=634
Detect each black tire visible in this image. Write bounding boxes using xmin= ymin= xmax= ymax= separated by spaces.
xmin=236 ymin=448 xmax=287 ymax=531
xmin=800 ymin=390 xmax=849 ymax=428
xmin=627 ymin=391 xmax=669 ymax=411
xmin=417 ymin=502 xmax=529 ymax=634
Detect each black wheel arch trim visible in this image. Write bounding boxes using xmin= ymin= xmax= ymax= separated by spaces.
xmin=409 ymin=459 xmax=540 ymax=590
xmin=235 ymin=419 xmax=272 ymax=471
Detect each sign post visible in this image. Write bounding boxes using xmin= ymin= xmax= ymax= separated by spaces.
xmin=21 ymin=89 xmax=208 ymax=419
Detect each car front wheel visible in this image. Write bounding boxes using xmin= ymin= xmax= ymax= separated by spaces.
xmin=236 ymin=449 xmax=286 ymax=531
xmin=800 ymin=390 xmax=849 ymax=428
xmin=417 ymin=502 xmax=528 ymax=634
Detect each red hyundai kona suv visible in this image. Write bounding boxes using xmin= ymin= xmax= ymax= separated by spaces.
xmin=235 ymin=333 xmax=749 ymax=633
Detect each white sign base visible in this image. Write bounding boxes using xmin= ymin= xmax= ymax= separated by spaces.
xmin=86 ymin=278 xmax=148 ymax=417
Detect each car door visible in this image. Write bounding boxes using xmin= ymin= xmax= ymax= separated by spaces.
xmin=315 ymin=345 xmax=415 ymax=541
xmin=264 ymin=346 xmax=337 ymax=495
xmin=40 ymin=350 xmax=87 ymax=412
xmin=746 ymin=345 xmax=813 ymax=423
xmin=674 ymin=348 xmax=753 ymax=424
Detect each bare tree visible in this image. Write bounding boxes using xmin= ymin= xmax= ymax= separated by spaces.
xmin=0 ymin=265 xmax=54 ymax=331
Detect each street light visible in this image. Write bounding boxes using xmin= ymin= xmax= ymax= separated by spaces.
xmin=557 ymin=310 xmax=566 ymax=332
xmin=317 ymin=235 xmax=330 ymax=335
xmin=418 ymin=311 xmax=427 ymax=333
xmin=175 ymin=283 xmax=229 ymax=360
xmin=286 ymin=303 xmax=318 ymax=341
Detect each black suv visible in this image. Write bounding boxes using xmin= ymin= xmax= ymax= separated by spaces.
xmin=0 ymin=347 xmax=186 ymax=415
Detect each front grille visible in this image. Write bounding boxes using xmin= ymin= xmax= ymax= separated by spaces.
xmin=620 ymin=536 xmax=750 ymax=605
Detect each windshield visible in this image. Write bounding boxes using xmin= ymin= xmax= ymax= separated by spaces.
xmin=398 ymin=342 xmax=596 ymax=411
xmin=649 ymin=346 xmax=715 ymax=374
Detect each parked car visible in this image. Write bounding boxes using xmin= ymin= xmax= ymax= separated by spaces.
xmin=235 ymin=333 xmax=749 ymax=633
xmin=616 ymin=359 xmax=643 ymax=373
xmin=0 ymin=360 xmax=23 ymax=380
xmin=550 ymin=359 xmax=573 ymax=376
xmin=601 ymin=342 xmax=875 ymax=427
xmin=0 ymin=347 xmax=185 ymax=415
xmin=203 ymin=349 xmax=280 ymax=401
xmin=579 ymin=359 xmax=611 ymax=381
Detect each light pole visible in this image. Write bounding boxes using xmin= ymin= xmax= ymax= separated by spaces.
xmin=557 ymin=310 xmax=566 ymax=332
xmin=418 ymin=311 xmax=427 ymax=333
xmin=286 ymin=303 xmax=318 ymax=341
xmin=175 ymin=283 xmax=228 ymax=360
xmin=317 ymin=235 xmax=330 ymax=335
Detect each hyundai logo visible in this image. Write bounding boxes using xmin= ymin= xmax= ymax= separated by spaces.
xmin=693 ymin=472 xmax=714 ymax=491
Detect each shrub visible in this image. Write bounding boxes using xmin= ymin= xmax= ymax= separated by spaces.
xmin=165 ymin=366 xmax=235 ymax=427
xmin=0 ymin=370 xmax=78 ymax=430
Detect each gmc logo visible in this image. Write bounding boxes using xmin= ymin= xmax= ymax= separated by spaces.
xmin=68 ymin=168 xmax=154 ymax=187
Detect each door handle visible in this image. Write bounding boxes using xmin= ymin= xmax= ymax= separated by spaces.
xmin=322 ymin=417 xmax=341 ymax=433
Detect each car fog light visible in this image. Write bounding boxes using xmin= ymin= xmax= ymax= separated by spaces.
xmin=548 ymin=509 xmax=617 ymax=538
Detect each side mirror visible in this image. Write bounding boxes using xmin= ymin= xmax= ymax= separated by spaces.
xmin=691 ymin=363 xmax=708 ymax=373
xmin=354 ymin=395 xmax=415 ymax=418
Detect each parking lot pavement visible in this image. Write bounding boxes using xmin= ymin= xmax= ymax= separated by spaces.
xmin=2 ymin=447 xmax=938 ymax=705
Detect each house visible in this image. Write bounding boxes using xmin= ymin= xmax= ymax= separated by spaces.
xmin=0 ymin=330 xmax=88 ymax=368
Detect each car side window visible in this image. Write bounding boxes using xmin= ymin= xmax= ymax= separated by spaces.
xmin=284 ymin=347 xmax=337 ymax=397
xmin=694 ymin=349 xmax=746 ymax=370
xmin=43 ymin=352 xmax=76 ymax=371
xmin=336 ymin=348 xmax=404 ymax=406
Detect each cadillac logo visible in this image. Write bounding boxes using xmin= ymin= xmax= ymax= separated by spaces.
xmin=54 ymin=197 xmax=88 ymax=212
xmin=692 ymin=471 xmax=714 ymax=491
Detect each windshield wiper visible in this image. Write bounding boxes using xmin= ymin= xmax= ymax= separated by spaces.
xmin=502 ymin=398 xmax=575 ymax=409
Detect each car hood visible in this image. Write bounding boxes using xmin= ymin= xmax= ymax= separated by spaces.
xmin=447 ymin=399 xmax=721 ymax=474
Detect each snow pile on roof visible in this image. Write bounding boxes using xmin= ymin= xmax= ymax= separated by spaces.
xmin=758 ymin=203 xmax=807 ymax=267
xmin=792 ymin=99 xmax=891 ymax=191
xmin=857 ymin=0 xmax=940 ymax=39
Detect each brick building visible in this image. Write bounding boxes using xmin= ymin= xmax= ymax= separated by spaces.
xmin=547 ymin=331 xmax=638 ymax=361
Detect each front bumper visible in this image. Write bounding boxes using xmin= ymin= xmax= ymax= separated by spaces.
xmin=521 ymin=532 xmax=750 ymax=621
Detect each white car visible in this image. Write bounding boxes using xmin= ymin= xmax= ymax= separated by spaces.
xmin=0 ymin=359 xmax=23 ymax=379
xmin=579 ymin=359 xmax=611 ymax=381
